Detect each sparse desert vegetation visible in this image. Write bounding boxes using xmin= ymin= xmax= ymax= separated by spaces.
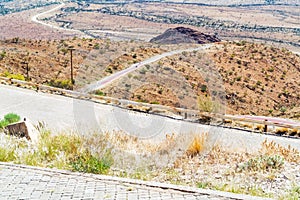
xmin=1 ymin=128 xmax=299 ymax=199
xmin=101 ymin=40 xmax=300 ymax=119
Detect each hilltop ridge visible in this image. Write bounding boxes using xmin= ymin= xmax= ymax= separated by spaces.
xmin=150 ymin=27 xmax=221 ymax=44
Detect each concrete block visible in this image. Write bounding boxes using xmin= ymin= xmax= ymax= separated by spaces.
xmin=5 ymin=119 xmax=39 ymax=143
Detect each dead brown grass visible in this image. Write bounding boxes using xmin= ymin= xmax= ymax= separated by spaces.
xmin=260 ymin=139 xmax=300 ymax=163
xmin=186 ymin=133 xmax=206 ymax=157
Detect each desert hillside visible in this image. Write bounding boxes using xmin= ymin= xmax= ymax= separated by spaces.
xmin=0 ymin=38 xmax=165 ymax=88
xmin=210 ymin=41 xmax=300 ymax=118
xmin=0 ymin=38 xmax=299 ymax=119
xmin=100 ymin=41 xmax=300 ymax=119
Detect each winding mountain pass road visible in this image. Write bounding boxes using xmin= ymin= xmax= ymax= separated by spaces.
xmin=80 ymin=44 xmax=213 ymax=93
xmin=31 ymin=2 xmax=87 ymax=36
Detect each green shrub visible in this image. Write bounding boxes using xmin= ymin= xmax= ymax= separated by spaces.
xmin=95 ymin=90 xmax=106 ymax=96
xmin=93 ymin=43 xmax=100 ymax=49
xmin=197 ymin=181 xmax=210 ymax=188
xmin=12 ymin=130 xmax=112 ymax=173
xmin=70 ymin=152 xmax=112 ymax=174
xmin=236 ymin=76 xmax=242 ymax=81
xmin=4 ymin=113 xmax=21 ymax=124
xmin=0 ymin=113 xmax=21 ymax=129
xmin=36 ymin=131 xmax=82 ymax=162
xmin=0 ymin=120 xmax=9 ymax=129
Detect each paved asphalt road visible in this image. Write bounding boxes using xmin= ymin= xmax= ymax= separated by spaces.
xmin=1 ymin=84 xmax=300 ymax=153
xmin=0 ymin=84 xmax=205 ymax=139
xmin=31 ymin=2 xmax=89 ymax=37
xmin=80 ymin=44 xmax=213 ymax=93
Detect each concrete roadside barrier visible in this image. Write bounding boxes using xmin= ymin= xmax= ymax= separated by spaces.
xmin=4 ymin=119 xmax=39 ymax=143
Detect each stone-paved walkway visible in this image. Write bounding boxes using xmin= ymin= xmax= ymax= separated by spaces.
xmin=0 ymin=162 xmax=269 ymax=200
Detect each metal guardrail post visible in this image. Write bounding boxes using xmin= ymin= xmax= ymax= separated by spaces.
xmin=264 ymin=119 xmax=268 ymax=132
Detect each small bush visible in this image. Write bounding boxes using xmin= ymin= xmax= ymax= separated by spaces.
xmin=275 ymin=127 xmax=288 ymax=135
xmin=2 ymin=71 xmax=25 ymax=81
xmin=4 ymin=113 xmax=21 ymax=124
xmin=70 ymin=152 xmax=112 ymax=174
xmin=236 ymin=76 xmax=242 ymax=81
xmin=0 ymin=50 xmax=6 ymax=60
xmin=0 ymin=113 xmax=21 ymax=129
xmin=95 ymin=90 xmax=106 ymax=96
xmin=237 ymin=155 xmax=284 ymax=172
xmin=200 ymin=84 xmax=207 ymax=92
xmin=197 ymin=181 xmax=210 ymax=188
xmin=198 ymin=95 xmax=221 ymax=113
xmin=48 ymin=79 xmax=73 ymax=90
xmin=93 ymin=43 xmax=100 ymax=49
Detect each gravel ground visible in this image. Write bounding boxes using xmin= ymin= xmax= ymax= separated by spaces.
xmin=149 ymin=151 xmax=300 ymax=199
xmin=108 ymin=137 xmax=300 ymax=199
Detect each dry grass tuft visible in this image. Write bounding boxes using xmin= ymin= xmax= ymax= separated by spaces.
xmin=254 ymin=124 xmax=264 ymax=132
xmin=260 ymin=139 xmax=300 ymax=163
xmin=186 ymin=133 xmax=207 ymax=157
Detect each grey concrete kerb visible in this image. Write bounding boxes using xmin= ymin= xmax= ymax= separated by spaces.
xmin=0 ymin=162 xmax=271 ymax=200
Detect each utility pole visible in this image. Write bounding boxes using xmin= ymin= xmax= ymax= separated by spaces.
xmin=69 ymin=47 xmax=75 ymax=88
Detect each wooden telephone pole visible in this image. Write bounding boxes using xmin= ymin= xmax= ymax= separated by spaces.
xmin=69 ymin=47 xmax=75 ymax=87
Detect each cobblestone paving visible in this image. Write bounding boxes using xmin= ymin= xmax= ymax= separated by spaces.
xmin=0 ymin=163 xmax=266 ymax=200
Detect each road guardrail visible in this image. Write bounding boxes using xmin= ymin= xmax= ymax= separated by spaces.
xmin=1 ymin=77 xmax=299 ymax=134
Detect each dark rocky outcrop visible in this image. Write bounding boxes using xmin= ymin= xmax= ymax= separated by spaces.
xmin=150 ymin=27 xmax=221 ymax=44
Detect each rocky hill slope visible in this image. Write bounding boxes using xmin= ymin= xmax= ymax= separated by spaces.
xmin=101 ymin=41 xmax=300 ymax=120
xmin=150 ymin=27 xmax=220 ymax=44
